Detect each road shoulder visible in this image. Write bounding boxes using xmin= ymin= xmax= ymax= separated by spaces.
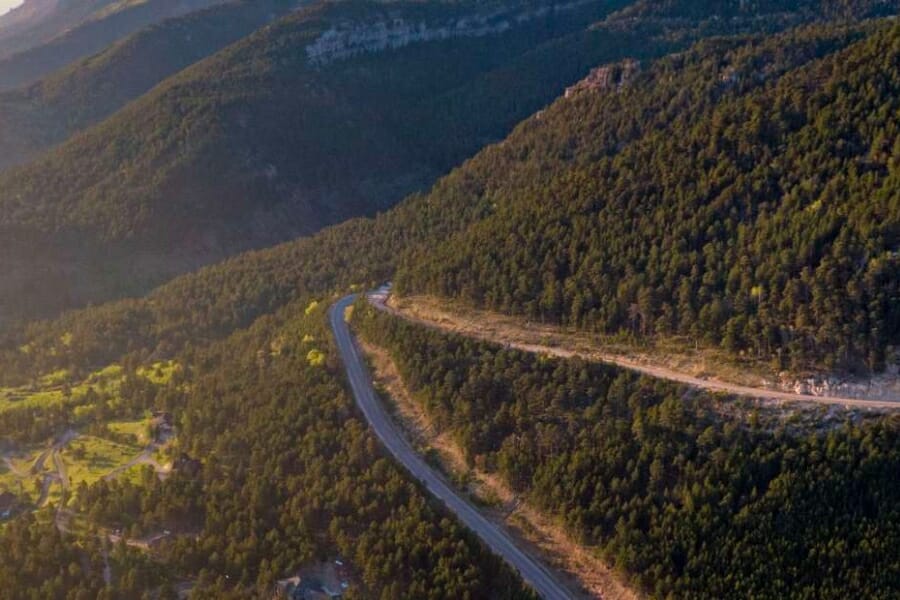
xmin=357 ymin=336 xmax=639 ymax=600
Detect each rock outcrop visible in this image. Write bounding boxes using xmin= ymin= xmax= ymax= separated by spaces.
xmin=306 ymin=1 xmax=596 ymax=66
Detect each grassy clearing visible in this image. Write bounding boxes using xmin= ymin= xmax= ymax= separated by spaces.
xmin=0 ymin=361 xmax=179 ymax=515
xmin=0 ymin=386 xmax=71 ymax=413
xmin=0 ymin=463 xmax=25 ymax=497
xmin=118 ymin=464 xmax=153 ymax=486
xmin=0 ymin=434 xmax=149 ymax=506
xmin=0 ymin=364 xmax=124 ymax=414
xmin=0 ymin=448 xmax=57 ymax=504
xmin=63 ymin=436 xmax=143 ymax=489
xmin=39 ymin=369 xmax=70 ymax=386
xmin=107 ymin=417 xmax=153 ymax=444
xmin=136 ymin=360 xmax=179 ymax=385
xmin=0 ymin=360 xmax=178 ymax=415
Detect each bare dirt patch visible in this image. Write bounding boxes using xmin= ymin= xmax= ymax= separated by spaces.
xmin=379 ymin=294 xmax=900 ymax=408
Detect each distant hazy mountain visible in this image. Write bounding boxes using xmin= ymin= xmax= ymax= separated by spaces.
xmin=0 ymin=0 xmax=141 ymax=59
xmin=0 ymin=0 xmax=302 ymax=170
xmin=0 ymin=0 xmax=231 ymax=90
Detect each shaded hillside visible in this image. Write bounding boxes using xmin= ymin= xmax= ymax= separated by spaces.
xmin=0 ymin=0 xmax=884 ymax=327
xmin=607 ymin=0 xmax=899 ymax=21
xmin=0 ymin=0 xmax=302 ymax=170
xmin=0 ymin=0 xmax=650 ymax=324
xmin=396 ymin=19 xmax=900 ymax=374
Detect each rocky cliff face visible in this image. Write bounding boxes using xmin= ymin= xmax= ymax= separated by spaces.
xmin=306 ymin=0 xmax=594 ymax=66
xmin=564 ymin=57 xmax=641 ymax=97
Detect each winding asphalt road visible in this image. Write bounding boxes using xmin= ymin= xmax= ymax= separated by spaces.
xmin=330 ymin=294 xmax=572 ymax=600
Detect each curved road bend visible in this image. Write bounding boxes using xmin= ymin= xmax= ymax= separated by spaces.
xmin=330 ymin=295 xmax=572 ymax=600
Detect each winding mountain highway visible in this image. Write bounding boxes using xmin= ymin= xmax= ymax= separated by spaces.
xmin=329 ymin=294 xmax=573 ymax=600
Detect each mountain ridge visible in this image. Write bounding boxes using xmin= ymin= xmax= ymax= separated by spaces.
xmin=0 ymin=0 xmax=640 ymax=324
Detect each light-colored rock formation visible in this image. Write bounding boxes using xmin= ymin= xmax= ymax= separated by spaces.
xmin=306 ymin=1 xmax=595 ymax=66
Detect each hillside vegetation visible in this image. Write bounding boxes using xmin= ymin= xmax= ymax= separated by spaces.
xmin=2 ymin=16 xmax=897 ymax=385
xmin=0 ymin=0 xmax=647 ymax=324
xmin=355 ymin=299 xmax=900 ymax=599
xmin=396 ymin=19 xmax=900 ymax=374
xmin=0 ymin=298 xmax=538 ymax=597
xmin=2 ymin=0 xmax=883 ymax=326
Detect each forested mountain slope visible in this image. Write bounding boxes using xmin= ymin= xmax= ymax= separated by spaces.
xmin=0 ymin=0 xmax=302 ymax=171
xmin=609 ymin=0 xmax=898 ymax=21
xmin=1 ymin=17 xmax=895 ymax=385
xmin=0 ymin=0 xmax=889 ymax=328
xmin=0 ymin=0 xmax=666 ymax=325
xmin=396 ymin=19 xmax=900 ymax=375
xmin=355 ymin=297 xmax=900 ymax=599
xmin=0 ymin=0 xmax=226 ymax=91
xmin=0 ymin=285 xmax=539 ymax=598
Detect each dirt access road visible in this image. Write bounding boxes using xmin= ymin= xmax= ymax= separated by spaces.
xmin=369 ymin=287 xmax=900 ymax=409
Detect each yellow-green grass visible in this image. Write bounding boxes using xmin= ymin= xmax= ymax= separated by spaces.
xmin=39 ymin=369 xmax=70 ymax=386
xmin=62 ymin=436 xmax=143 ymax=490
xmin=86 ymin=364 xmax=124 ymax=385
xmin=47 ymin=482 xmax=64 ymax=507
xmin=136 ymin=360 xmax=179 ymax=385
xmin=0 ymin=365 xmax=124 ymax=414
xmin=152 ymin=446 xmax=171 ymax=467
xmin=1 ymin=361 xmax=178 ymax=416
xmin=0 ymin=386 xmax=72 ymax=413
xmin=107 ymin=417 xmax=153 ymax=444
xmin=118 ymin=464 xmax=156 ymax=486
xmin=0 ymin=463 xmax=25 ymax=498
xmin=7 ymin=450 xmax=42 ymax=476
xmin=0 ymin=449 xmax=55 ymax=504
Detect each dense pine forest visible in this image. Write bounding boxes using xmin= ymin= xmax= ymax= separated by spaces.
xmin=396 ymin=20 xmax=900 ymax=374
xmin=355 ymin=302 xmax=900 ymax=599
xmin=1 ymin=22 xmax=897 ymax=384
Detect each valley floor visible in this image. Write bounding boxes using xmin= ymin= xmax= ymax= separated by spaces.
xmin=373 ymin=293 xmax=900 ymax=409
